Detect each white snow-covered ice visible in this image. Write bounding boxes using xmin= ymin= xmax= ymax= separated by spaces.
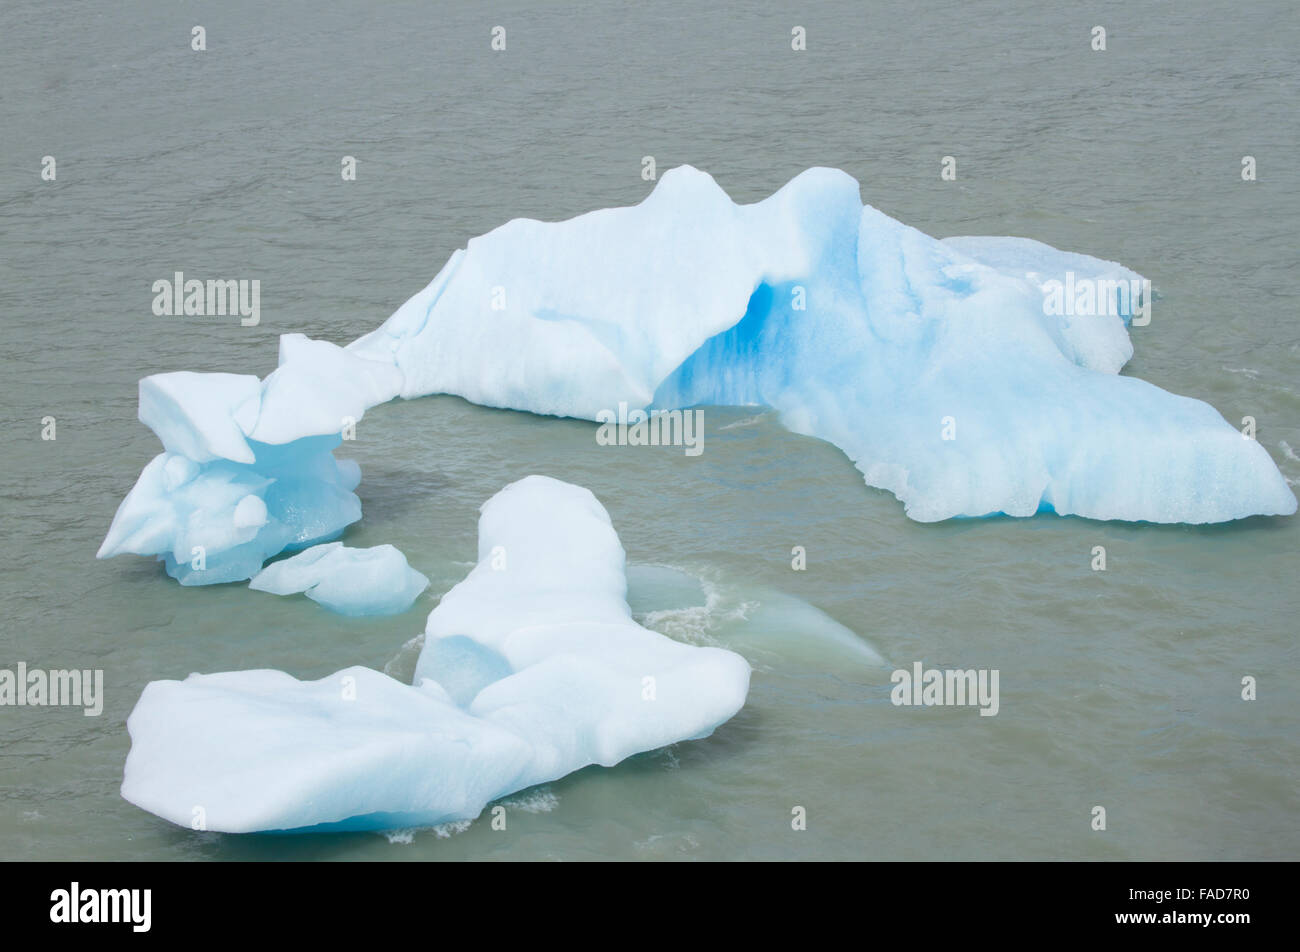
xmin=120 ymin=476 xmax=751 ymax=832
xmin=100 ymin=167 xmax=1297 ymax=587
xmin=249 ymin=542 xmax=429 ymax=616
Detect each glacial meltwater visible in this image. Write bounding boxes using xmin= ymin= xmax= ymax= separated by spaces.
xmin=1 ymin=0 xmax=1297 ymax=859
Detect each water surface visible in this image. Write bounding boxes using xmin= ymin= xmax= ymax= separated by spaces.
xmin=1 ymin=0 xmax=1297 ymax=860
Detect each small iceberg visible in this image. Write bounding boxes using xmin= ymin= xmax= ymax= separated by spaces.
xmin=249 ymin=542 xmax=429 ymax=616
xmin=120 ymin=476 xmax=751 ymax=833
xmin=97 ymin=335 xmax=401 ymax=584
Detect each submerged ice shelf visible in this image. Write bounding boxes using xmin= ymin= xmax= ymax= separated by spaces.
xmin=99 ymin=166 xmax=1296 ymax=587
xmin=120 ymin=476 xmax=751 ymax=833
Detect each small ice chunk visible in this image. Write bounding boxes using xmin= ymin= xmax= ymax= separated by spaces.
xmin=249 ymin=542 xmax=429 ymax=616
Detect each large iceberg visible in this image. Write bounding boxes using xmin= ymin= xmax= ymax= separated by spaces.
xmin=249 ymin=542 xmax=429 ymax=616
xmin=349 ymin=167 xmax=1294 ymax=523
xmin=100 ymin=167 xmax=1295 ymax=587
xmin=120 ymin=476 xmax=751 ymax=833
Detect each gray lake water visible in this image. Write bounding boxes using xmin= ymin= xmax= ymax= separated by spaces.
xmin=1 ymin=0 xmax=1297 ymax=860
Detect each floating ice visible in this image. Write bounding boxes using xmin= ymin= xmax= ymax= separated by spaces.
xmin=250 ymin=542 xmax=429 ymax=616
xmin=120 ymin=476 xmax=751 ymax=833
xmin=101 ymin=166 xmax=1296 ymax=577
xmin=350 ymin=167 xmax=1295 ymax=523
xmin=98 ymin=335 xmax=400 ymax=584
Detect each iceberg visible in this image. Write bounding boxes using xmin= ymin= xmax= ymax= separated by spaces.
xmin=100 ymin=167 xmax=1295 ymax=587
xmin=98 ymin=335 xmax=401 ymax=584
xmin=120 ymin=476 xmax=751 ymax=833
xmin=249 ymin=542 xmax=429 ymax=616
xmin=349 ymin=166 xmax=1294 ymax=523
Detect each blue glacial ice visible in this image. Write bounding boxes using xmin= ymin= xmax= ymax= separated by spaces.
xmin=100 ymin=166 xmax=1296 ymax=588
xmin=97 ymin=335 xmax=402 ymax=584
xmin=120 ymin=476 xmax=751 ymax=833
xmin=351 ymin=166 xmax=1294 ymax=523
xmin=249 ymin=542 xmax=429 ymax=616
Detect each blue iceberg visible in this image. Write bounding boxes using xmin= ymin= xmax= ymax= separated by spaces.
xmin=97 ymin=335 xmax=401 ymax=583
xmin=100 ymin=167 xmax=1296 ymax=588
xmin=350 ymin=166 xmax=1294 ymax=524
xmin=120 ymin=476 xmax=751 ymax=833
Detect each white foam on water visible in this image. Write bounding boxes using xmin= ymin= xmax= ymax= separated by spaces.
xmin=632 ymin=565 xmax=756 ymax=647
xmin=718 ymin=411 xmax=774 ymax=431
xmin=432 ymin=819 xmax=473 ymax=839
xmin=627 ymin=562 xmax=886 ymax=670
xmin=496 ymin=787 xmax=559 ymax=814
